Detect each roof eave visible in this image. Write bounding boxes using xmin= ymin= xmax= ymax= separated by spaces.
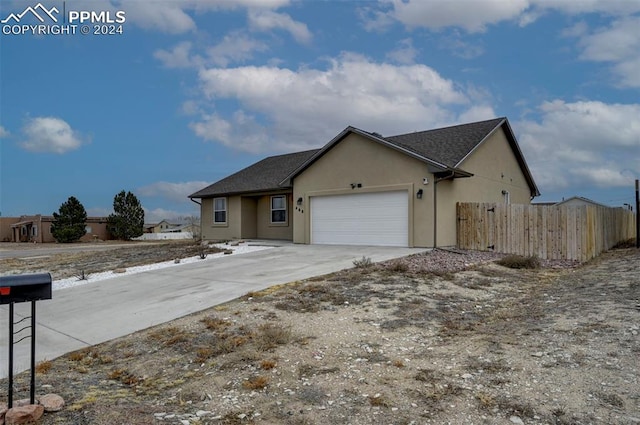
xmin=189 ymin=186 xmax=293 ymax=199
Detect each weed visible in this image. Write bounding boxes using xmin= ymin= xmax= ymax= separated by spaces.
xmin=108 ymin=368 xmax=140 ymax=386
xmin=476 ymin=391 xmax=496 ymax=409
xmin=386 ymin=261 xmax=408 ymax=272
xmin=242 ymin=375 xmax=269 ymax=390
xmin=201 ymin=317 xmax=231 ymax=330
xmin=392 ymin=359 xmax=405 ymax=368
xmin=298 ymin=364 xmax=340 ymax=378
xmin=35 ymin=360 xmax=52 ymax=374
xmin=260 ymin=359 xmax=277 ymax=370
xmin=76 ymin=269 xmax=89 ymax=281
xmin=597 ymin=391 xmax=624 ymax=408
xmin=368 ymin=394 xmax=389 ymax=407
xmin=497 ymin=255 xmax=540 ymax=269
xmin=195 ymin=347 xmax=216 ymax=363
xmin=353 ymin=256 xmax=373 ymax=268
xmin=253 ymin=323 xmax=292 ymax=351
xmin=67 ymin=350 xmax=87 ymax=362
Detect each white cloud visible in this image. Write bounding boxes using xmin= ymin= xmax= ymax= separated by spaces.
xmin=154 ymin=42 xmax=201 ymax=68
xmin=111 ymin=0 xmax=293 ymax=34
xmin=384 ymin=0 xmax=530 ymax=32
xmin=190 ymin=53 xmax=494 ymax=153
xmin=20 ymin=117 xmax=88 ymax=154
xmin=518 ymin=100 xmax=640 ymax=191
xmin=386 ymin=38 xmax=418 ymax=64
xmin=154 ymin=35 xmax=268 ymax=69
xmin=138 ymin=181 xmax=211 ymax=203
xmin=248 ymin=9 xmax=312 ymax=44
xmin=574 ymin=16 xmax=640 ymax=87
xmin=0 ymin=126 xmax=9 ymax=138
xmin=207 ymin=32 xmax=269 ymax=66
xmin=120 ymin=1 xmax=197 ymax=34
xmin=144 ymin=207 xmax=196 ymax=223
xmin=371 ymin=0 xmax=640 ymax=32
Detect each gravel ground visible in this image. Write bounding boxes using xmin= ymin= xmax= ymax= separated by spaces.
xmin=1 ymin=245 xmax=638 ymax=425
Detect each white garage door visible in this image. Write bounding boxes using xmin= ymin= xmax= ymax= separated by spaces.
xmin=311 ymin=191 xmax=408 ymax=246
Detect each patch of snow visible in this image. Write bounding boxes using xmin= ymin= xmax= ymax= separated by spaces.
xmin=53 ymin=242 xmax=273 ymax=291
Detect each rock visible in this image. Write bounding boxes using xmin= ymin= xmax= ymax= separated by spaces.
xmin=5 ymin=405 xmax=45 ymax=425
xmin=509 ymin=416 xmax=524 ymax=424
xmin=462 ymin=373 xmax=473 ymax=379
xmin=39 ymin=393 xmax=65 ymax=412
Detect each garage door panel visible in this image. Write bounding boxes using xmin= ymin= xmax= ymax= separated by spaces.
xmin=311 ymin=191 xmax=408 ymax=246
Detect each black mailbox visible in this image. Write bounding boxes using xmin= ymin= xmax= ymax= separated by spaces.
xmin=0 ymin=273 xmax=52 ymax=305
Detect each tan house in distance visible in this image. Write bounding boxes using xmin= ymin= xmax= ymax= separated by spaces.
xmin=3 ymin=215 xmax=111 ymax=243
xmin=189 ymin=117 xmax=540 ymax=247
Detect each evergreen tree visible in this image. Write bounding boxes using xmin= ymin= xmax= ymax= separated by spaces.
xmin=107 ymin=190 xmax=144 ymax=240
xmin=51 ymin=196 xmax=87 ymax=243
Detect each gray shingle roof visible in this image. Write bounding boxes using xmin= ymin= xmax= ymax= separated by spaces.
xmin=190 ymin=117 xmax=539 ymax=199
xmin=384 ymin=117 xmax=505 ymax=167
xmin=189 ymin=149 xmax=320 ymax=198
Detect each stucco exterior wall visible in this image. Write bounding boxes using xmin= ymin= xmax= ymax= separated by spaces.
xmin=292 ymin=133 xmax=434 ymax=247
xmin=0 ymin=218 xmax=20 ymax=242
xmin=256 ymin=194 xmax=294 ymax=240
xmin=201 ymin=196 xmax=242 ymax=241
xmin=436 ymin=128 xmax=534 ymax=246
xmin=201 ymin=193 xmax=293 ymax=241
xmin=241 ymin=197 xmax=257 ymax=239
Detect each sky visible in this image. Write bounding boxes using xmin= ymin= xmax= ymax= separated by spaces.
xmin=1 ymin=0 xmax=639 ymax=223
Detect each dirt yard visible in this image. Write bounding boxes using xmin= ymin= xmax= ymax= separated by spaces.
xmin=1 ymin=243 xmax=638 ymax=424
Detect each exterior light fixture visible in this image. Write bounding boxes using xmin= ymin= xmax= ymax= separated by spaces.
xmin=416 ymin=189 xmax=423 ymax=199
xmin=297 ymin=197 xmax=303 ymax=206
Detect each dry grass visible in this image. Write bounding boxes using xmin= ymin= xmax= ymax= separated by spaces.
xmin=242 ymin=375 xmax=269 ymax=390
xmin=496 ymin=254 xmax=541 ymax=269
xmin=35 ymin=360 xmax=52 ymax=374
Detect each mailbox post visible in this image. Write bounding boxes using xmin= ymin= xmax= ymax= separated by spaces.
xmin=0 ymin=273 xmax=52 ymax=408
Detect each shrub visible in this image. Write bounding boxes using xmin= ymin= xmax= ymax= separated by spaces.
xmin=253 ymin=323 xmax=292 ymax=351
xmin=353 ymin=256 xmax=373 ymax=268
xmin=496 ymin=255 xmax=540 ymax=269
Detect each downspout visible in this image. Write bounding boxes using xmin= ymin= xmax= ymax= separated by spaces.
xmin=189 ymin=197 xmax=201 ymax=206
xmin=433 ymin=171 xmax=456 ymax=249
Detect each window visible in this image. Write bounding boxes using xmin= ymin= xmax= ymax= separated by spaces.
xmin=214 ymin=197 xmax=227 ymax=224
xmin=31 ymin=226 xmax=38 ymax=237
xmin=85 ymin=226 xmax=92 ymax=234
xmin=271 ymin=195 xmax=287 ymax=223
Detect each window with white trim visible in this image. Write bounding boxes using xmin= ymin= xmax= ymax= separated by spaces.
xmin=213 ymin=197 xmax=227 ymax=224
xmin=271 ymin=195 xmax=287 ymax=223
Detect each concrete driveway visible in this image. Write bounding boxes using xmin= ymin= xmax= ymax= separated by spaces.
xmin=0 ymin=242 xmax=426 ymax=377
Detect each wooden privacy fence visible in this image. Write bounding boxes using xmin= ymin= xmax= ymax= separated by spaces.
xmin=457 ymin=202 xmax=636 ymax=262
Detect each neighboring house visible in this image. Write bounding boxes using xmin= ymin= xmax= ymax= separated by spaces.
xmin=190 ymin=117 xmax=540 ymax=247
xmin=144 ymin=220 xmax=180 ymax=233
xmin=555 ymin=196 xmax=609 ymax=208
xmin=8 ymin=215 xmax=111 ymax=243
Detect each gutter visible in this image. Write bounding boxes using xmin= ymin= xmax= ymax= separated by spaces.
xmin=189 ymin=198 xmax=201 ymax=206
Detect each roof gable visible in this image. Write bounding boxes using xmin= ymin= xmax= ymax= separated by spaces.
xmin=385 ymin=117 xmax=506 ymax=168
xmin=189 ymin=149 xmax=319 ymax=198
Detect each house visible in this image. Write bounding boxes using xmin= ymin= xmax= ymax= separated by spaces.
xmin=189 ymin=117 xmax=540 ymax=247
xmin=7 ymin=215 xmax=111 ymax=243
xmin=554 ymin=196 xmax=609 ymax=208
xmin=144 ymin=220 xmax=180 ymax=234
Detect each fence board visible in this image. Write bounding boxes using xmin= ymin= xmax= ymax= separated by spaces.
xmin=457 ymin=202 xmax=636 ymax=261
